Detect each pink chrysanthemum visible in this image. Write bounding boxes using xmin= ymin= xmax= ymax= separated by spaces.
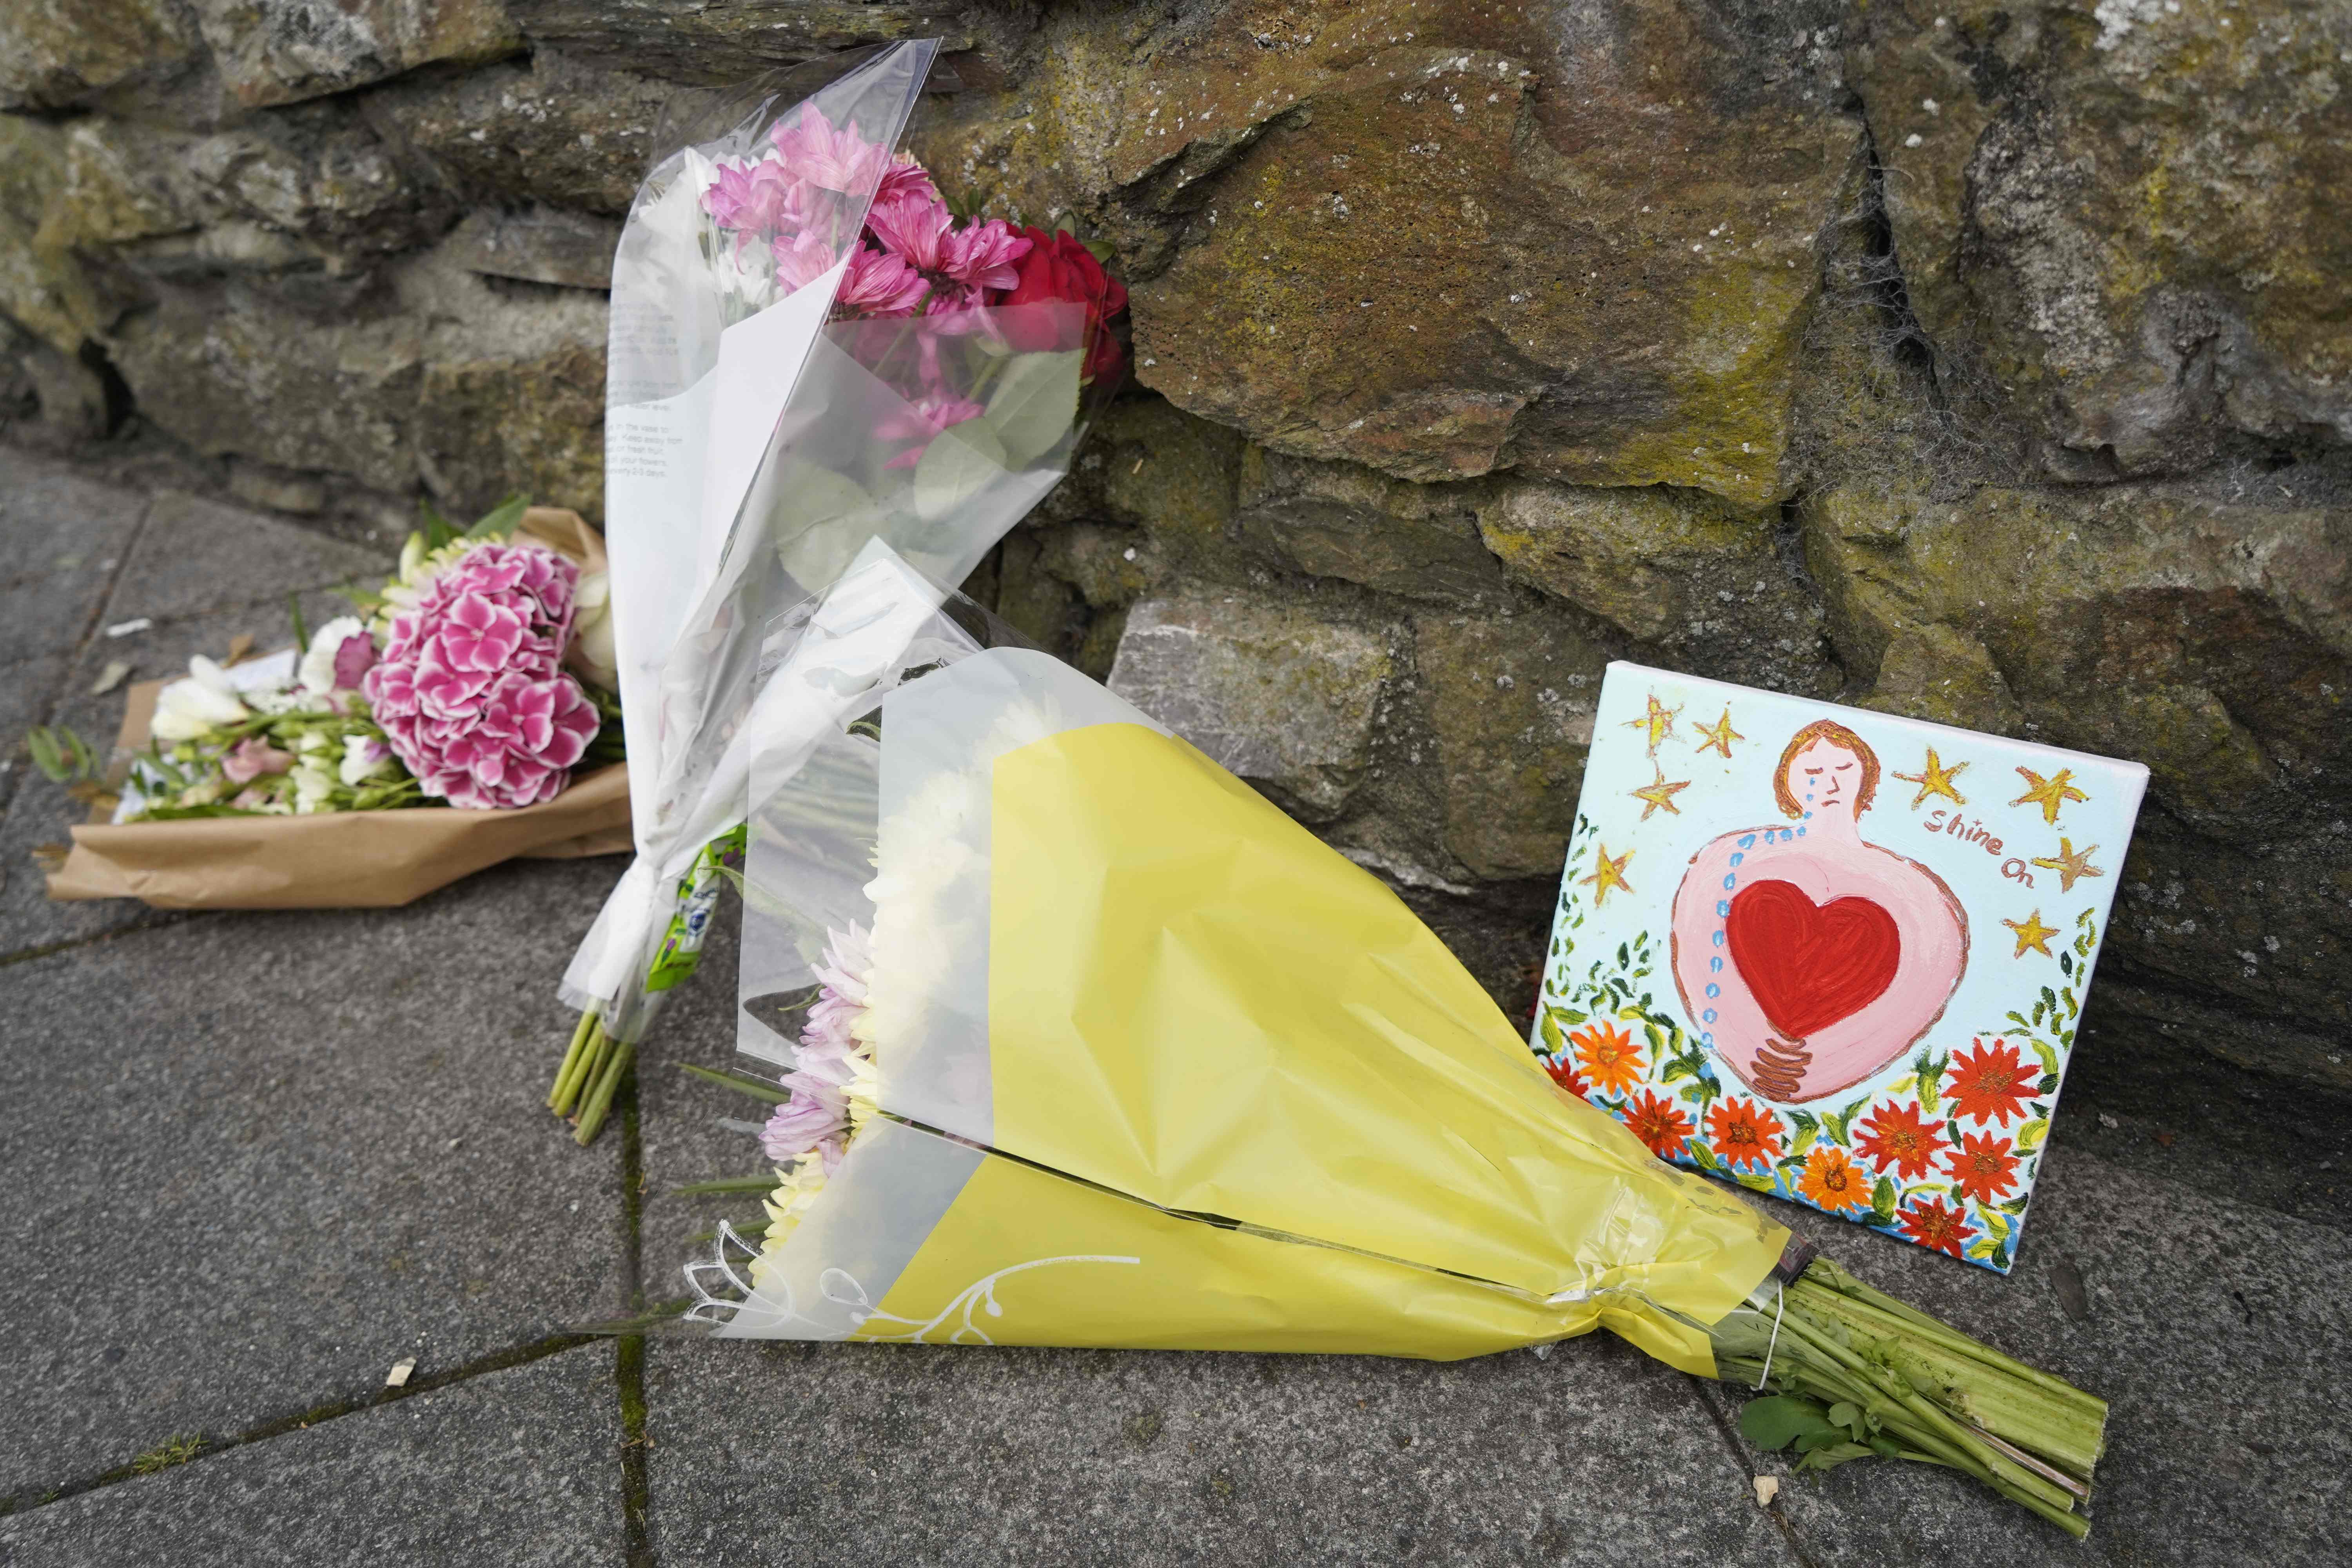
xmin=363 ymin=543 xmax=597 ymax=810
xmin=768 ymin=104 xmax=896 ymax=195
xmin=865 ymin=194 xmax=1033 ymax=301
xmin=759 ymin=925 xmax=873 ymax=1168
xmin=833 ymin=244 xmax=931 ymax=318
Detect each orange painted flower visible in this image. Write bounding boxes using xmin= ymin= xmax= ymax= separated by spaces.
xmin=1621 ymin=1089 xmax=1694 ymax=1160
xmin=1543 ymin=1053 xmax=1592 ymax=1100
xmin=1945 ymin=1036 xmax=2039 ymax=1127
xmin=1853 ymin=1100 xmax=1945 ymax=1181
xmin=1797 ymin=1145 xmax=1870 ymax=1213
xmin=1896 ymin=1195 xmax=1973 ymax=1257
xmin=1945 ymin=1128 xmax=2021 ymax=1205
xmin=1570 ymin=1020 xmax=1645 ymax=1099
xmin=1704 ymin=1097 xmax=1784 ymax=1169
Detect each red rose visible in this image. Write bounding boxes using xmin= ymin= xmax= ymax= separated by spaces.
xmin=1000 ymin=225 xmax=1128 ymax=385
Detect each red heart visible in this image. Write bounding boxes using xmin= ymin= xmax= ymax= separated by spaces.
xmin=1724 ymin=880 xmax=1902 ymax=1042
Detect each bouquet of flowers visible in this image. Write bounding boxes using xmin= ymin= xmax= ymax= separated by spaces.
xmin=550 ymin=38 xmax=1128 ymax=1142
xmin=647 ymin=552 xmax=2107 ymax=1537
xmin=36 ymin=503 xmax=630 ymax=908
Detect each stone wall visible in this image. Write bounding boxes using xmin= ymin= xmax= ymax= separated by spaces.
xmin=4 ymin=1 xmax=2347 ymax=1085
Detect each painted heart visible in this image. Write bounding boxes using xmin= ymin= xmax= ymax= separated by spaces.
xmin=1724 ymin=880 xmax=1903 ymax=1042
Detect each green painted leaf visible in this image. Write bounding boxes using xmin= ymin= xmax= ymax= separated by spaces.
xmin=2016 ymin=1118 xmax=2050 ymax=1153
xmin=2029 ymin=1040 xmax=2060 ymax=1076
xmin=1870 ymin=1175 xmax=1898 ymax=1225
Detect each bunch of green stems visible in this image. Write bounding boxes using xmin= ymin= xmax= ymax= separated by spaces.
xmin=1711 ymin=1258 xmax=2106 ymax=1537
xmin=546 ymin=1007 xmax=632 ymax=1146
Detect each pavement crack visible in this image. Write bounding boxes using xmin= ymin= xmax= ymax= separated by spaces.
xmin=4 ymin=1333 xmax=602 ymax=1518
xmin=1689 ymin=1375 xmax=1824 ymax=1568
xmin=0 ymin=911 xmax=205 ymax=970
xmin=617 ymin=1063 xmax=655 ymax=1568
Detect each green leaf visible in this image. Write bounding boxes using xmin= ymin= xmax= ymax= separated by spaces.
xmin=1886 ymin=1074 xmax=1916 ymax=1096
xmin=982 ymin=347 xmax=1082 ymax=467
xmin=1738 ymin=1396 xmax=1839 ymax=1453
xmin=1659 ymin=1056 xmax=1695 ymax=1085
xmin=1828 ymin=1096 xmax=1869 ymax=1145
xmin=1824 ymin=1401 xmax=1863 ymax=1437
xmin=1687 ymin=1140 xmax=1720 ymax=1172
xmin=1870 ymin=1175 xmax=1898 ymax=1225
xmin=1734 ymin=1169 xmax=1777 ymax=1194
xmin=2015 ymin=1118 xmax=2050 ymax=1152
xmin=914 ymin=419 xmax=1011 ymax=525
xmin=1617 ymin=942 xmax=1630 ymax=969
xmin=464 ymin=493 xmax=530 ymax=539
xmin=1793 ymin=1441 xmax=1880 ymax=1473
xmin=2029 ymin=1039 xmax=2060 ymax=1076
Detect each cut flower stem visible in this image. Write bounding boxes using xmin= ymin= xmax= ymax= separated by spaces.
xmin=1715 ymin=1257 xmax=2106 ymax=1537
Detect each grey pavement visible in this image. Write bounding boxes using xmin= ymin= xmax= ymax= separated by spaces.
xmin=4 ymin=442 xmax=2349 ymax=1564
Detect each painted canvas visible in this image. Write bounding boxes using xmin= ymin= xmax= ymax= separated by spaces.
xmin=1530 ymin=662 xmax=2147 ymax=1270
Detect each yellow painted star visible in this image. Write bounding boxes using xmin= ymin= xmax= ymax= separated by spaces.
xmin=1579 ymin=841 xmax=1635 ymax=906
xmin=1691 ymin=706 xmax=1744 ymax=760
xmin=1630 ymin=765 xmax=1691 ymax=820
xmin=1891 ymin=746 xmax=1970 ymax=810
xmin=2011 ymin=766 xmax=2089 ymax=826
xmin=2031 ymin=838 xmax=2105 ymax=893
xmin=2002 ymin=909 xmax=2060 ymax=958
xmin=1622 ymin=693 xmax=1682 ymax=758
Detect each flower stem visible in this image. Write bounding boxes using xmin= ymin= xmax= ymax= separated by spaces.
xmin=573 ymin=1037 xmax=634 ymax=1146
xmin=1714 ymin=1258 xmax=2105 ymax=1537
xmin=547 ymin=1007 xmax=601 ymax=1112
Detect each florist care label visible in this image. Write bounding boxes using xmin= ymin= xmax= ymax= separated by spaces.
xmin=1531 ymin=662 xmax=2147 ymax=1270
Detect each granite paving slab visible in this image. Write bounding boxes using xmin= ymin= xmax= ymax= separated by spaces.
xmin=103 ymin=491 xmax=383 ymax=627
xmin=641 ymin=1332 xmax=1799 ymax=1568
xmin=0 ymin=857 xmax=630 ymax=1507
xmin=0 ymin=1345 xmax=623 ymax=1566
xmin=0 ymin=454 xmax=148 ymax=670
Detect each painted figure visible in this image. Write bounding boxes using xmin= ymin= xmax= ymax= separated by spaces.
xmin=1669 ymin=720 xmax=1967 ymax=1103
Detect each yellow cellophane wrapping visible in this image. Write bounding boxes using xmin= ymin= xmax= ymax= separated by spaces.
xmin=856 ymin=722 xmax=1786 ymax=1372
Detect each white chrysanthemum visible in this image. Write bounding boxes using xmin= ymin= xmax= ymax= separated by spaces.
xmin=746 ymin=1155 xmax=833 ymax=1294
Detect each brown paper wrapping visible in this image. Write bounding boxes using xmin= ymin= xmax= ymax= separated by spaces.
xmin=45 ymin=508 xmax=634 ymax=909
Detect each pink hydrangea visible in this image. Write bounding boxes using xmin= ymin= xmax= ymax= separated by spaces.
xmin=363 ymin=542 xmax=599 ymax=810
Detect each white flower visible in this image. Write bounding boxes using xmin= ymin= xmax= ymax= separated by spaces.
xmin=339 ymin=734 xmax=395 ymax=787
xmin=566 ymin=570 xmax=619 ymax=691
xmin=298 ymin=616 xmax=368 ymax=695
xmin=151 ymin=658 xmax=251 ymax=742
